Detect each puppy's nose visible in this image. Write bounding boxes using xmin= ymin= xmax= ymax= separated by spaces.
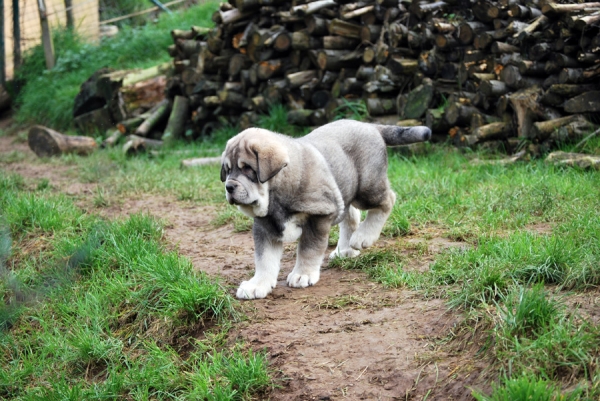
xmin=226 ymin=183 xmax=236 ymax=194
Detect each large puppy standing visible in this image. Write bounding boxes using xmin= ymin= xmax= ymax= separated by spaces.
xmin=221 ymin=119 xmax=431 ymax=299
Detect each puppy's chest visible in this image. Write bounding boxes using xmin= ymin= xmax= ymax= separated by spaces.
xmin=280 ymin=213 xmax=308 ymax=242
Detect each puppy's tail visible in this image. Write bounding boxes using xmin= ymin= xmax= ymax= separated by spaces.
xmin=376 ymin=125 xmax=432 ymax=146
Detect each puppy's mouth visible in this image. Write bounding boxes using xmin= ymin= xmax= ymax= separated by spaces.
xmin=227 ymin=195 xmax=256 ymax=206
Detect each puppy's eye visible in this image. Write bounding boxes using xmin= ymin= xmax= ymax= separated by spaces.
xmin=242 ymin=165 xmax=254 ymax=175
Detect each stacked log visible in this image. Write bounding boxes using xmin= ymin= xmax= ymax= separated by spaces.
xmin=72 ymin=63 xmax=173 ymax=153
xmin=79 ymin=0 xmax=600 ymax=154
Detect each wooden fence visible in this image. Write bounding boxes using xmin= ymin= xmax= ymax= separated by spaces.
xmin=1 ymin=0 xmax=99 ymax=81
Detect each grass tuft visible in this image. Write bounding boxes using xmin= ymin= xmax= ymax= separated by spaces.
xmin=498 ymin=283 xmax=558 ymax=339
xmin=490 ymin=285 xmax=599 ymax=384
xmin=473 ymin=374 xmax=572 ymax=401
xmin=212 ymin=207 xmax=253 ymax=233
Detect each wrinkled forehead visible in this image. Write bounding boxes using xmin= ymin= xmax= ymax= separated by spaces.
xmin=223 ymin=130 xmax=263 ymax=168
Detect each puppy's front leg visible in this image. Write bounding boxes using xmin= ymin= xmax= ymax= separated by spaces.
xmin=287 ymin=217 xmax=331 ymax=288
xmin=237 ymin=229 xmax=283 ymax=299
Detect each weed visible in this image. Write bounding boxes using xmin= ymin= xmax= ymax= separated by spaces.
xmin=381 ymin=211 xmax=411 ymax=237
xmin=257 ymin=104 xmax=310 ymax=137
xmin=33 ymin=179 xmax=50 ymax=192
xmin=498 ymin=284 xmax=558 ymax=339
xmin=333 ymin=99 xmax=368 ymax=121
xmin=93 ymin=187 xmax=110 ymax=208
xmin=447 ymin=265 xmax=510 ymax=309
xmin=258 ymin=104 xmax=289 ymax=133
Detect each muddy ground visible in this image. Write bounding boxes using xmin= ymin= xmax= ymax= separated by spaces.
xmin=0 ymin=118 xmax=489 ymax=400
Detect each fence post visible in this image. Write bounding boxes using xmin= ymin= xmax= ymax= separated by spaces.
xmin=37 ymin=0 xmax=55 ymax=70
xmin=0 ymin=0 xmax=6 ymax=85
xmin=13 ymin=0 xmax=21 ymax=70
xmin=65 ymin=0 xmax=74 ymax=29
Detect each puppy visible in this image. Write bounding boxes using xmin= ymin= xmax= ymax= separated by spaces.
xmin=220 ymin=119 xmax=431 ymax=299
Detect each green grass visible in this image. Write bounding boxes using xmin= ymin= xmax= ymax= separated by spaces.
xmin=13 ymin=1 xmax=219 ymax=131
xmin=0 ymin=170 xmax=272 ymax=399
xmin=3 ymin=89 xmax=600 ymax=399
xmin=473 ymin=374 xmax=580 ymax=401
xmin=489 ymin=285 xmax=599 ymax=394
xmin=324 ymin=146 xmax=600 ymax=398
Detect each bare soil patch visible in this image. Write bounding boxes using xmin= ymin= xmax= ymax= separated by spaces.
xmin=1 ymin=126 xmax=490 ymax=400
xmin=104 ymin=195 xmax=489 ymax=400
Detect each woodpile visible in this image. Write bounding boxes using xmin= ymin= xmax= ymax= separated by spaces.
xmin=72 ymin=63 xmax=173 ymax=152
xmin=76 ymin=0 xmax=600 ymax=154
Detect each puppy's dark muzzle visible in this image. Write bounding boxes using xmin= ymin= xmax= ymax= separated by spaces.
xmin=226 ymin=183 xmax=236 ymax=194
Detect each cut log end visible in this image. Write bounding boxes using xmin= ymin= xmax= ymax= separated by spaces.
xmin=28 ymin=126 xmax=97 ymax=158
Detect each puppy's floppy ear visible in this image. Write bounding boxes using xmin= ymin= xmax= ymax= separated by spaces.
xmin=220 ymin=164 xmax=227 ymax=182
xmin=247 ymin=137 xmax=289 ymax=183
xmin=220 ymin=152 xmax=227 ymax=182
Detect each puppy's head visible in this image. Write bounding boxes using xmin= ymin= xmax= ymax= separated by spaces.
xmin=221 ymin=128 xmax=289 ymax=217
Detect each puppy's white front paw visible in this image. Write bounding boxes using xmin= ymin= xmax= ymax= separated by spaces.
xmin=236 ymin=279 xmax=275 ymax=299
xmin=287 ymin=269 xmax=320 ymax=288
xmin=349 ymin=230 xmax=379 ymax=250
xmin=329 ymin=247 xmax=361 ymax=259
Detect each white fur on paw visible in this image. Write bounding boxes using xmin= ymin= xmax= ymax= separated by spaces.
xmin=349 ymin=231 xmax=379 ymax=250
xmin=329 ymin=247 xmax=361 ymax=259
xmin=236 ymin=279 xmax=275 ymax=299
xmin=287 ymin=270 xmax=320 ymax=288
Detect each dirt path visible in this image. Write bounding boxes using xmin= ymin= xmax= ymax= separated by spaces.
xmin=0 ymin=126 xmax=486 ymax=400
xmin=94 ymin=195 xmax=487 ymax=401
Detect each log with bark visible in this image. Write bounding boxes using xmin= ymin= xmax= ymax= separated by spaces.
xmin=135 ymin=99 xmax=171 ymax=137
xmin=545 ymin=151 xmax=600 ymax=170
xmin=123 ymin=135 xmax=163 ymax=155
xmin=28 ymin=126 xmax=97 ymax=157
xmin=162 ymin=96 xmax=191 ymax=143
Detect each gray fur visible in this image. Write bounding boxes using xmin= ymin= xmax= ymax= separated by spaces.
xmin=221 ymin=119 xmax=431 ymax=299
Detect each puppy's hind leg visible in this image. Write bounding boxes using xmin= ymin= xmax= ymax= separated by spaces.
xmin=329 ymin=206 xmax=361 ymax=259
xmin=288 ymin=217 xmax=331 ymax=288
xmin=350 ymin=190 xmax=396 ymax=250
